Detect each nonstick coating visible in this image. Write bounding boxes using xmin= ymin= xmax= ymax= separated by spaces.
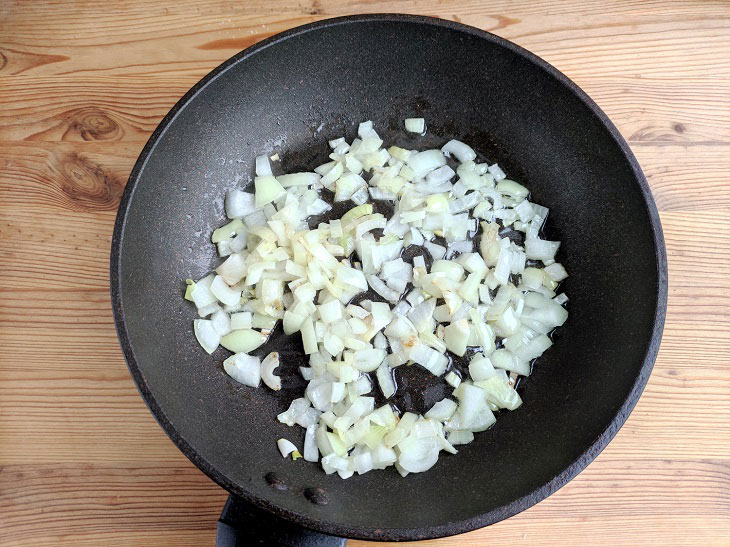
xmin=111 ymin=14 xmax=667 ymax=541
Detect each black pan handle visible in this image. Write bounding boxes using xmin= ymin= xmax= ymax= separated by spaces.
xmin=216 ymin=494 xmax=346 ymax=547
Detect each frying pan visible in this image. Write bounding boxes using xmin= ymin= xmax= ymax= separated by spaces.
xmin=110 ymin=14 xmax=667 ymax=545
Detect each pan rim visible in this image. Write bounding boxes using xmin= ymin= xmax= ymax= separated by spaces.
xmin=110 ymin=13 xmax=668 ymax=541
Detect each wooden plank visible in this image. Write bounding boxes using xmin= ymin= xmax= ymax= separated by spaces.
xmin=0 ymin=464 xmax=226 ymax=545
xmin=0 ymin=14 xmax=727 ymax=81
xmin=1 ymin=77 xmax=728 ymax=146
xmin=1 ymin=0 xmax=729 ymax=545
xmin=1 ymin=459 xmax=727 ymax=545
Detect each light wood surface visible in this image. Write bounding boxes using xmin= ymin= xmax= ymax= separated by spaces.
xmin=1 ymin=1 xmax=729 ymax=545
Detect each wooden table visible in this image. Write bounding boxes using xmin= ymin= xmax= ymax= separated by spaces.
xmin=1 ymin=1 xmax=728 ymax=545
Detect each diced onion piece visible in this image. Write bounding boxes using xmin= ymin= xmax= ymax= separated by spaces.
xmin=469 ymin=354 xmax=497 ymax=381
xmin=397 ymin=435 xmax=440 ymax=473
xmin=304 ymin=425 xmax=319 ymax=462
xmin=543 ymin=262 xmax=569 ymax=281
xmin=376 ymin=361 xmax=396 ymax=398
xmin=496 ymin=179 xmax=528 ymax=200
xmin=456 ymin=383 xmax=487 ymax=427
xmin=211 ymin=309 xmax=232 ymax=336
xmin=220 ymin=329 xmax=266 ymax=353
xmin=445 ymin=371 xmax=461 ymax=388
xmin=425 ymin=165 xmax=455 ymax=185
xmin=409 ymin=343 xmax=449 ymax=376
xmin=384 ymin=412 xmax=418 ymax=447
xmin=277 ymin=438 xmax=300 ymax=459
xmin=254 ymin=175 xmax=286 ymax=208
xmin=256 ymin=155 xmax=273 ymax=176
xmin=223 ymin=353 xmax=261 ymax=387
xmin=491 ymin=349 xmax=531 ymax=376
xmin=425 ymin=398 xmax=457 ymax=421
xmin=514 ymin=333 xmax=553 ymax=361
xmin=487 ymin=163 xmax=507 ymax=181
xmin=216 ymin=253 xmax=247 ymax=286
xmin=194 ymin=319 xmax=220 ymax=354
xmin=211 ymin=275 xmax=241 ymax=306
xmin=277 ymin=398 xmax=310 ymax=425
xmin=367 ymin=275 xmax=401 ymax=302
xmin=476 ymin=376 xmax=522 ymax=410
xmin=261 ymin=352 xmax=281 ymax=390
xmin=277 ymin=172 xmax=321 ymax=188
xmin=441 ymin=139 xmax=476 ymax=163
xmin=319 ymin=299 xmax=343 ymax=324
xmin=444 ymin=319 xmax=470 ymax=356
xmin=525 ymin=238 xmax=560 ymax=261
xmin=301 ymin=318 xmax=318 ymax=355
xmin=212 ymin=219 xmax=244 ymax=244
xmin=424 ymin=241 xmax=446 ymax=260
xmin=405 ymin=118 xmax=426 ymax=134
xmin=407 ymin=149 xmax=446 ymax=177
xmin=448 ymin=430 xmax=474 ymax=445
xmin=353 ymin=348 xmax=386 ymax=372
xmin=225 ymin=190 xmax=256 ymax=219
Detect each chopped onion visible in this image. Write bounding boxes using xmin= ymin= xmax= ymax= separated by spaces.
xmin=397 ymin=434 xmax=440 ymax=473
xmin=543 ymin=262 xmax=569 ymax=282
xmin=441 ymin=140 xmax=476 ymax=163
xmin=448 ymin=430 xmax=474 ymax=445
xmin=424 ymin=241 xmax=446 ymax=260
xmin=225 ymin=190 xmax=256 ymax=219
xmin=367 ymin=275 xmax=401 ymax=302
xmin=210 ymin=309 xmax=231 ymax=336
xmin=476 ymin=376 xmax=522 ymax=410
xmin=261 ymin=352 xmax=281 ymax=390
xmin=487 ymin=163 xmax=506 ymax=181
xmin=425 ymin=398 xmax=457 ymax=421
xmin=405 ymin=118 xmax=426 ymax=134
xmin=409 ymin=343 xmax=448 ymax=376
xmin=445 ymin=371 xmax=461 ymax=388
xmin=376 ymin=361 xmax=396 ymax=398
xmin=491 ymin=349 xmax=531 ymax=376
xmin=254 ymin=175 xmax=286 ymax=208
xmin=353 ymin=348 xmax=387 ymax=372
xmin=407 ymin=149 xmax=446 ymax=177
xmin=525 ymin=238 xmax=560 ymax=261
xmin=184 ymin=119 xmax=567 ymax=480
xmin=220 ymin=329 xmax=265 ymax=353
xmin=426 ymin=165 xmax=456 ymax=185
xmin=456 ymin=383 xmax=487 ymax=427
xmin=210 ymin=275 xmax=241 ymax=306
xmin=277 ymin=438 xmax=300 ymax=459
xmin=444 ymin=319 xmax=470 ymax=356
xmin=277 ymin=172 xmax=321 ymax=188
xmin=304 ymin=425 xmax=319 ymax=462
xmin=223 ymin=353 xmax=261 ymax=387
xmin=211 ymin=219 xmax=244 ymax=244
xmin=194 ymin=319 xmax=220 ymax=354
xmin=256 ymin=155 xmax=273 ymax=176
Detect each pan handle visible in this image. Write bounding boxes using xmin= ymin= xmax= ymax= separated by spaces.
xmin=216 ymin=494 xmax=347 ymax=547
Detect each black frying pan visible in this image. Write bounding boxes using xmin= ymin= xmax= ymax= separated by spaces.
xmin=111 ymin=14 xmax=667 ymax=544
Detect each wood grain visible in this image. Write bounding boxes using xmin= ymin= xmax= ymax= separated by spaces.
xmin=1 ymin=1 xmax=729 ymax=545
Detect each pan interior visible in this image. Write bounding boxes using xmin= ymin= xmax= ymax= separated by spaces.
xmin=115 ymin=16 xmax=663 ymax=538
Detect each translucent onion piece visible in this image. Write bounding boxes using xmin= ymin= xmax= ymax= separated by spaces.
xmin=223 ymin=353 xmax=261 ymax=387
xmin=261 ymin=352 xmax=281 ymax=390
